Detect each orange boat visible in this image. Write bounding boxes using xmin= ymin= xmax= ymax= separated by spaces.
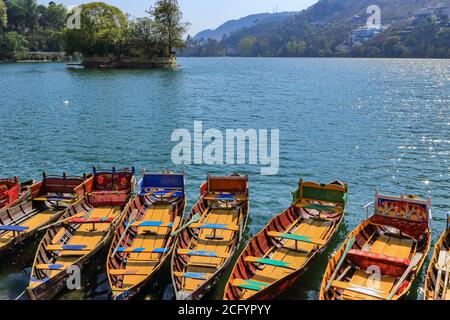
xmin=107 ymin=172 xmax=186 ymax=300
xmin=171 ymin=174 xmax=249 ymax=300
xmin=223 ymin=179 xmax=347 ymax=300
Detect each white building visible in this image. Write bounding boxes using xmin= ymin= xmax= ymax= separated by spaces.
xmin=350 ymin=25 xmax=388 ymax=47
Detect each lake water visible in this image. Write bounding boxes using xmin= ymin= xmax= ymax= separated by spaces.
xmin=0 ymin=58 xmax=449 ymax=300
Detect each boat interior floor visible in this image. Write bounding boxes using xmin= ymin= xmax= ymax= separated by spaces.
xmin=341 ymin=234 xmax=414 ymax=300
xmin=182 ymin=208 xmax=239 ymax=293
xmin=0 ymin=208 xmax=61 ymax=245
xmin=39 ymin=207 xmax=121 ymax=280
xmin=117 ymin=204 xmax=172 ymax=290
xmin=430 ymin=247 xmax=450 ymax=300
xmin=239 ymin=217 xmax=333 ymax=299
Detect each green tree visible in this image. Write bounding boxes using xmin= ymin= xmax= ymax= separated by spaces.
xmin=5 ymin=0 xmax=39 ymax=32
xmin=148 ymin=0 xmax=188 ymax=56
xmin=0 ymin=0 xmax=7 ymax=29
xmin=382 ymin=36 xmax=408 ymax=57
xmin=286 ymin=39 xmax=306 ymax=56
xmin=128 ymin=17 xmax=158 ymax=55
xmin=237 ymin=37 xmax=255 ymax=56
xmin=64 ymin=2 xmax=126 ymax=56
xmin=38 ymin=1 xmax=66 ymax=29
xmin=2 ymin=31 xmax=28 ymax=59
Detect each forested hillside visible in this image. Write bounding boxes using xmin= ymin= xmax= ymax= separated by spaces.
xmin=182 ymin=0 xmax=450 ymax=58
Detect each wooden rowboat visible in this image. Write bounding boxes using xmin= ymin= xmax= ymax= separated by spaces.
xmin=223 ymin=179 xmax=348 ymax=300
xmin=424 ymin=212 xmax=450 ymax=300
xmin=320 ymin=192 xmax=431 ymax=300
xmin=0 ymin=172 xmax=88 ymax=256
xmin=26 ymin=167 xmax=135 ymax=300
xmin=107 ymin=172 xmax=186 ymax=300
xmin=0 ymin=176 xmax=34 ymax=210
xmin=171 ymin=174 xmax=249 ymax=300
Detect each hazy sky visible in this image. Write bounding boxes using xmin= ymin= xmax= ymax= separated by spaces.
xmin=38 ymin=0 xmax=316 ymax=35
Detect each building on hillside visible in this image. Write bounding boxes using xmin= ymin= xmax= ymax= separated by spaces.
xmin=414 ymin=4 xmax=450 ymax=20
xmin=226 ymin=47 xmax=238 ymax=57
xmin=349 ymin=25 xmax=388 ymax=47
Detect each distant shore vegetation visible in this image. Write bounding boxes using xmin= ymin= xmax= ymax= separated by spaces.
xmin=182 ymin=17 xmax=450 ymax=59
xmin=0 ymin=0 xmax=188 ymax=63
xmin=181 ymin=0 xmax=450 ymax=59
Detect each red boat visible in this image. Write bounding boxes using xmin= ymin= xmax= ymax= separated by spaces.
xmin=0 ymin=172 xmax=88 ymax=256
xmin=27 ymin=167 xmax=135 ymax=300
xmin=0 ymin=176 xmax=33 ymax=209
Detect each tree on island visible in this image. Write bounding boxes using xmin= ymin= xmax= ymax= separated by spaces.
xmin=64 ymin=2 xmax=126 ymax=56
xmin=148 ymin=0 xmax=189 ymax=56
xmin=64 ymin=1 xmax=189 ymax=60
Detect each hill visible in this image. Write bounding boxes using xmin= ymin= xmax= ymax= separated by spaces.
xmin=182 ymin=0 xmax=450 ymax=58
xmin=193 ymin=12 xmax=299 ymax=41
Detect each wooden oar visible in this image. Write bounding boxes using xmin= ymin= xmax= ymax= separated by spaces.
xmin=442 ymin=253 xmax=450 ymax=300
xmin=111 ymin=209 xmax=139 ymax=257
xmin=38 ymin=212 xmax=86 ymax=231
xmin=170 ymin=213 xmax=201 ymax=237
xmin=434 ymin=251 xmax=447 ymax=299
xmin=170 ymin=215 xmax=182 ymax=237
xmin=325 ymin=236 xmax=355 ymax=292
xmin=387 ymin=252 xmax=423 ymax=300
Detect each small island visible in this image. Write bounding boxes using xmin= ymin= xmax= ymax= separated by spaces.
xmin=0 ymin=0 xmax=188 ymax=68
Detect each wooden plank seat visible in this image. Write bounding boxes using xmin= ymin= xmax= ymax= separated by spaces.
xmin=109 ymin=269 xmax=151 ymax=276
xmin=302 ymin=204 xmax=339 ymax=212
xmin=152 ymin=190 xmax=184 ymax=197
xmin=116 ymin=247 xmax=170 ymax=254
xmin=178 ymin=249 xmax=228 ymax=259
xmin=331 ymin=280 xmax=400 ymax=300
xmin=174 ymin=272 xmax=209 ymax=280
xmin=110 ymin=286 xmax=127 ymax=292
xmin=139 ymin=188 xmax=183 ymax=196
xmin=203 ymin=193 xmax=247 ymax=201
xmin=33 ymin=196 xmax=76 ymax=203
xmin=36 ymin=264 xmax=65 ymax=270
xmin=267 ymin=231 xmax=327 ymax=245
xmin=346 ymin=249 xmax=411 ymax=277
xmin=128 ymin=221 xmax=174 ymax=228
xmin=67 ymin=217 xmax=114 ymax=224
xmin=0 ymin=225 xmax=29 ymax=232
xmin=244 ymin=256 xmax=296 ymax=270
xmin=46 ymin=244 xmax=89 ymax=251
xmin=231 ymin=279 xmax=270 ymax=291
xmin=189 ymin=223 xmax=239 ymax=231
xmin=30 ymin=277 xmax=50 ymax=283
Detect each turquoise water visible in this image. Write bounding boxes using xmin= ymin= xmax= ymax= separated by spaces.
xmin=0 ymin=58 xmax=449 ymax=300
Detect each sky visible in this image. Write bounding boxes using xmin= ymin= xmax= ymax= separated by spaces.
xmin=38 ymin=0 xmax=317 ymax=36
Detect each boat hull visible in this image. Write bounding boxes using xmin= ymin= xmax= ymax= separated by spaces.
xmin=109 ymin=201 xmax=186 ymax=300
xmin=27 ymin=167 xmax=135 ymax=300
xmin=424 ymin=228 xmax=449 ymax=300
xmin=171 ymin=175 xmax=249 ymax=300
xmin=223 ymin=179 xmax=347 ymax=300
xmin=0 ymin=174 xmax=87 ymax=257
xmin=320 ymin=193 xmax=431 ymax=300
